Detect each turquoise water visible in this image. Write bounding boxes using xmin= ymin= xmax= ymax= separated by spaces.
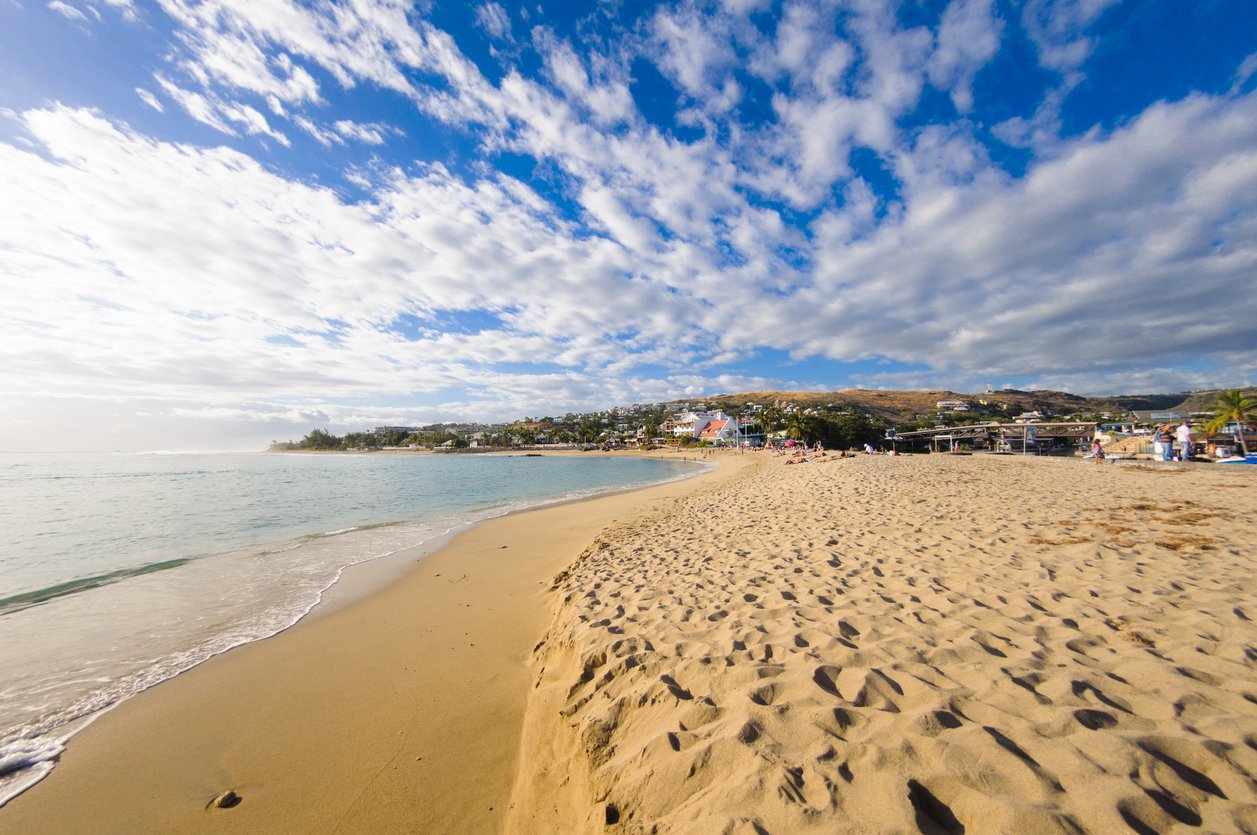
xmin=0 ymin=451 xmax=704 ymax=805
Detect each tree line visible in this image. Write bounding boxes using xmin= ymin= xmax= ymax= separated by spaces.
xmin=269 ymin=407 xmax=889 ymax=452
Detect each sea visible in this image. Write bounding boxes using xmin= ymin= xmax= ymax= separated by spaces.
xmin=0 ymin=450 xmax=706 ymax=806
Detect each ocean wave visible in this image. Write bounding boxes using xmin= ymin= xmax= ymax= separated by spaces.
xmin=0 ymin=454 xmax=710 ymax=807
xmin=0 ymin=559 xmax=192 ymax=617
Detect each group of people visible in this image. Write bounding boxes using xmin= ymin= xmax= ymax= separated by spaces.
xmin=767 ymin=441 xmax=823 ymax=457
xmin=1153 ymin=421 xmax=1195 ymax=462
xmin=1093 ymin=420 xmax=1194 ymax=464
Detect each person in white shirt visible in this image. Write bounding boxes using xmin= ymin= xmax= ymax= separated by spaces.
xmin=1175 ymin=421 xmax=1193 ymax=461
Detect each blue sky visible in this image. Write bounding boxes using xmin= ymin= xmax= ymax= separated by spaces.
xmin=1 ymin=0 xmax=1255 ymax=451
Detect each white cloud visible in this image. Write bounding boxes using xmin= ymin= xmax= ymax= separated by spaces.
xmin=0 ymin=106 xmax=705 ymax=418
xmin=536 ymin=32 xmax=634 ymax=127
xmin=992 ymin=84 xmax=1070 ymax=150
xmin=153 ymin=75 xmax=289 ymax=145
xmin=155 ymin=75 xmax=238 ymax=135
xmin=476 ymin=2 xmax=512 ymax=40
xmin=1234 ymin=51 xmax=1257 ymax=94
xmin=720 ymin=0 xmax=769 ymax=14
xmin=332 ymin=119 xmax=392 ymax=145
xmin=797 ymin=92 xmax=1257 ymax=378
xmin=649 ymin=4 xmax=742 ymax=109
xmin=578 ymin=184 xmax=659 ymax=252
xmin=100 ymin=0 xmax=136 ymax=20
xmin=47 ymin=2 xmax=89 ymax=22
xmin=928 ymin=0 xmax=1002 ymax=113
xmin=153 ymin=0 xmax=503 ymax=129
xmin=989 ymin=0 xmax=1120 ymax=153
xmin=221 ymin=101 xmax=290 ymax=146
xmin=135 ymin=87 xmax=164 ymax=112
xmin=7 ymin=1 xmax=1256 ymax=452
xmin=732 ymin=2 xmax=937 ymax=207
xmin=758 ymin=1 xmax=826 ymax=80
xmin=1021 ymin=0 xmax=1119 ymax=74
xmin=294 ymin=115 xmax=342 ymax=147
xmin=845 ymin=3 xmax=933 ymax=115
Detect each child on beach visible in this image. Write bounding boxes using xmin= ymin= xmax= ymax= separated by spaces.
xmin=1092 ymin=439 xmax=1105 ymax=463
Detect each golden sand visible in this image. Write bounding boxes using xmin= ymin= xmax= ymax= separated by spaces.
xmin=4 ymin=451 xmax=1256 ymax=834
xmin=508 ymin=453 xmax=1257 ymax=833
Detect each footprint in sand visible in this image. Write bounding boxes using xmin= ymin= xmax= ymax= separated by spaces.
xmin=1073 ymin=708 xmax=1118 ymax=730
xmin=749 ymin=683 xmax=779 ymax=706
xmin=208 ymin=790 xmax=242 ymax=810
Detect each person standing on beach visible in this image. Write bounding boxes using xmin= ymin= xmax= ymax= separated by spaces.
xmin=1176 ymin=421 xmax=1194 ymax=461
xmin=1092 ymin=439 xmax=1104 ymax=463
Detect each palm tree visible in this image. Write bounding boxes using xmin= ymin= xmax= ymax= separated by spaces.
xmin=785 ymin=411 xmax=810 ymax=443
xmin=1205 ymin=389 xmax=1255 ymax=455
xmin=760 ymin=405 xmax=785 ymax=435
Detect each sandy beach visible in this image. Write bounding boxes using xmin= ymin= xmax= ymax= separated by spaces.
xmin=4 ymin=451 xmax=1257 ymax=833
xmin=507 ymin=453 xmax=1257 ymax=833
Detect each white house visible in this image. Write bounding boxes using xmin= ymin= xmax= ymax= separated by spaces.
xmin=664 ymin=411 xmax=704 ymax=437
xmin=666 ymin=411 xmax=736 ymax=439
xmin=696 ymin=417 xmax=740 ymax=445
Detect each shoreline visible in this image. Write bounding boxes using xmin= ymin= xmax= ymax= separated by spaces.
xmin=0 ymin=448 xmax=714 ymax=808
xmin=0 ymin=449 xmax=750 ymax=832
xmin=9 ymin=451 xmax=1252 ymax=832
xmin=307 ymin=452 xmax=717 ymax=622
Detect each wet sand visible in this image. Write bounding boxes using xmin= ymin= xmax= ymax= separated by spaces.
xmin=6 ymin=451 xmax=1257 ymax=833
xmin=0 ymin=451 xmax=743 ymax=833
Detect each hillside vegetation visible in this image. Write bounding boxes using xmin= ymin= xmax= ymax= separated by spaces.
xmin=701 ymin=389 xmax=1202 ymax=424
xmin=272 ymin=387 xmax=1254 ymax=452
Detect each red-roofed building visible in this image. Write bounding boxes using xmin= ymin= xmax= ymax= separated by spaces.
xmin=696 ymin=417 xmax=739 ymax=445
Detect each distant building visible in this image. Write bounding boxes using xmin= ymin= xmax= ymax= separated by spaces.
xmin=697 ymin=418 xmax=739 ymax=444
xmin=1129 ymin=410 xmax=1185 ymax=423
xmin=374 ymin=425 xmax=421 ymax=435
xmin=937 ymin=400 xmax=971 ymax=412
xmin=665 ymin=411 xmax=736 ymax=438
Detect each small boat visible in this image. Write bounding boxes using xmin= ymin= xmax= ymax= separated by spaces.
xmin=1216 ymin=453 xmax=1257 ymax=464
